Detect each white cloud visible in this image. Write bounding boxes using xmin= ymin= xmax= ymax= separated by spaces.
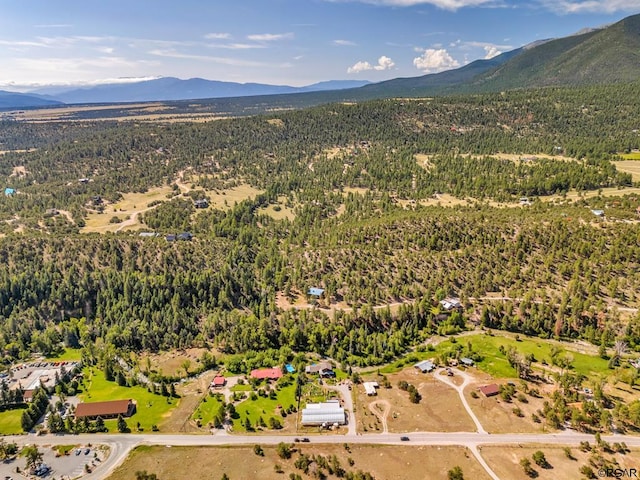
xmin=206 ymin=42 xmax=267 ymax=50
xmin=246 ymin=33 xmax=294 ymax=41
xmin=204 ymin=33 xmax=231 ymax=40
xmin=538 ymin=0 xmax=640 ymax=13
xmin=333 ymin=39 xmax=357 ymax=46
xmin=483 ymin=45 xmax=501 ymax=59
xmin=327 ymin=0 xmax=501 ymax=11
xmin=348 ymin=55 xmax=395 ymax=73
xmin=148 ymin=49 xmax=276 ymax=67
xmin=413 ymin=48 xmax=460 ymax=73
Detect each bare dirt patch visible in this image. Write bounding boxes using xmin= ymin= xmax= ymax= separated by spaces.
xmin=267 ymin=118 xmax=284 ymax=127
xmin=9 ymin=166 xmax=28 ymax=177
xmin=107 ymin=444 xmax=491 ymax=480
xmin=481 ymin=445 xmax=640 ymax=480
xmin=355 ymin=369 xmax=475 ymax=433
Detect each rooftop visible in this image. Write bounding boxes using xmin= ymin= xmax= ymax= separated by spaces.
xmin=75 ymin=399 xmax=134 ymax=418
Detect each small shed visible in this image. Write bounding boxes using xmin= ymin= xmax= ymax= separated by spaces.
xmin=4 ymin=188 xmax=15 ymax=196
xmin=308 ymin=287 xmax=325 ymax=297
xmin=363 ymin=381 xmax=379 ymax=396
xmin=439 ymin=297 xmax=462 ymax=311
xmin=591 ymin=209 xmax=605 ymax=217
xmin=460 ymin=357 xmax=474 ymax=367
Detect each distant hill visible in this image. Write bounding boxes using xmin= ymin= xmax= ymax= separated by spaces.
xmin=473 ymin=14 xmax=640 ymax=90
xmin=372 ymin=13 xmax=640 ymax=97
xmin=27 ymin=78 xmax=371 ymax=105
xmin=358 ymin=47 xmax=524 ymax=97
xmin=0 ymin=90 xmax=62 ymax=109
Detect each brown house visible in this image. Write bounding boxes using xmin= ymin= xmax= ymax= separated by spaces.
xmin=479 ymin=384 xmax=500 ymax=397
xmin=75 ymin=399 xmax=136 ymax=420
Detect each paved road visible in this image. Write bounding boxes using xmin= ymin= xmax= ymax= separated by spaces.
xmin=14 ymin=430 xmax=640 ymax=480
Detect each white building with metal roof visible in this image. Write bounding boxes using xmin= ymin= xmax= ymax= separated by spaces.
xmin=301 ymin=401 xmax=346 ymax=426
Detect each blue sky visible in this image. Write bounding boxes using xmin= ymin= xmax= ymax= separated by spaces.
xmin=0 ymin=0 xmax=639 ymax=90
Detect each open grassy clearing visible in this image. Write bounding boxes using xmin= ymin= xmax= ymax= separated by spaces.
xmin=46 ymin=347 xmax=83 ymax=361
xmin=481 ymin=445 xmax=640 ymax=480
xmin=135 ymin=347 xmax=213 ymax=379
xmin=197 ymin=184 xmax=264 ymax=210
xmin=107 ymin=444 xmax=491 ymax=480
xmin=259 ymin=196 xmax=296 ymax=220
xmin=430 ymin=333 xmax=611 ymax=380
xmin=81 ymin=186 xmax=174 ymax=233
xmin=355 ymin=369 xmax=475 ymax=433
xmin=79 ymin=367 xmax=175 ymax=432
xmin=0 ymin=407 xmax=26 ymax=435
xmin=232 ymin=380 xmax=298 ymax=433
xmin=614 ymin=160 xmax=640 ymax=181
xmin=161 ymin=370 xmax=218 ymax=433
xmin=619 ymin=152 xmax=640 ymax=160
xmin=191 ymin=392 xmax=225 ymax=428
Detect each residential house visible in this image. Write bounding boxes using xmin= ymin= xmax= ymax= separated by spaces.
xmin=250 ymin=367 xmax=283 ymax=381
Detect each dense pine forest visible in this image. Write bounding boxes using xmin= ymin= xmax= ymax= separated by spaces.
xmin=1 ymin=82 xmax=640 ymax=367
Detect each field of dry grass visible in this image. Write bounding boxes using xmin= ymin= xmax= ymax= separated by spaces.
xmin=614 ymin=160 xmax=640 ymax=181
xmin=355 ymin=369 xmax=475 ymax=433
xmin=465 ymin=376 xmax=552 ymax=434
xmin=107 ymin=444 xmax=491 ymax=480
xmin=135 ymin=347 xmax=214 ymax=378
xmin=81 ymin=186 xmax=174 ymax=233
xmin=481 ymin=445 xmax=640 ymax=480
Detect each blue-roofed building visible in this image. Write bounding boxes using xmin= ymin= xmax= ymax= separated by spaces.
xmin=285 ymin=364 xmax=295 ymax=373
xmin=4 ymin=188 xmax=15 ymax=196
xmin=308 ymin=287 xmax=325 ymax=296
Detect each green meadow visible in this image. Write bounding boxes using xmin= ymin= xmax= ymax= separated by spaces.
xmin=233 ymin=380 xmax=297 ymax=432
xmin=0 ymin=407 xmax=26 ymax=435
xmin=79 ymin=367 xmax=176 ymax=432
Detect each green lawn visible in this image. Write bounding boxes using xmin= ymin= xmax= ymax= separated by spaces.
xmin=192 ymin=394 xmax=224 ymax=426
xmin=230 ymin=383 xmax=252 ymax=392
xmin=80 ymin=367 xmax=176 ymax=432
xmin=46 ymin=348 xmax=83 ymax=361
xmin=432 ymin=333 xmax=610 ymax=379
xmin=619 ymin=152 xmax=640 ymax=160
xmin=0 ymin=407 xmax=26 ymax=435
xmin=233 ymin=380 xmax=297 ymax=432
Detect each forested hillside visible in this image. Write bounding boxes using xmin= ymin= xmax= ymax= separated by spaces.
xmin=1 ymin=82 xmax=640 ymax=367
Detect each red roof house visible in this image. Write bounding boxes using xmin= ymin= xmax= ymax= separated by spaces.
xmin=479 ymin=384 xmax=500 ymax=397
xmin=250 ymin=367 xmax=283 ymax=380
xmin=211 ymin=376 xmax=227 ymax=388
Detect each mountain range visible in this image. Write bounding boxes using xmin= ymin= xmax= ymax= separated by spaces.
xmin=1 ymin=13 xmax=640 ymax=110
